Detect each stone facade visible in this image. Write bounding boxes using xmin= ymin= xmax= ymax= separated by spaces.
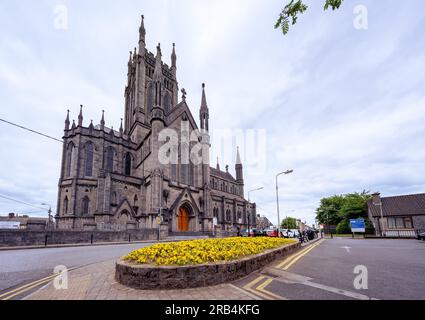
xmin=55 ymin=15 xmax=256 ymax=233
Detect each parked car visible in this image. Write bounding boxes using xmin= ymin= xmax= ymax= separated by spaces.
xmin=254 ymin=229 xmax=267 ymax=237
xmin=417 ymin=230 xmax=425 ymax=241
xmin=241 ymin=229 xmax=256 ymax=237
xmin=265 ymin=227 xmax=278 ymax=237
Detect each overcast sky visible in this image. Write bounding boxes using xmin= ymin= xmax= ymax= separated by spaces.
xmin=0 ymin=0 xmax=424 ymax=226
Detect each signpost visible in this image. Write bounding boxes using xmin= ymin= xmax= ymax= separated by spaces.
xmin=350 ymin=219 xmax=366 ymax=235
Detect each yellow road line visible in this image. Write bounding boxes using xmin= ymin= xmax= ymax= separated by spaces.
xmin=256 ymin=278 xmax=287 ymax=300
xmin=282 ymin=240 xmax=324 ymax=271
xmin=0 ymin=267 xmax=78 ymax=300
xmin=276 ymin=239 xmax=324 ymax=269
xmin=243 ymin=276 xmax=276 ymax=300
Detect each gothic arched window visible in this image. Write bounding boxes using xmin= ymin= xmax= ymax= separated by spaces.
xmin=82 ymin=196 xmax=90 ymax=215
xmin=106 ymin=147 xmax=115 ymax=173
xmin=163 ymin=92 xmax=171 ymax=114
xmin=125 ymin=153 xmax=132 ymax=176
xmin=226 ymin=210 xmax=231 ymax=221
xmin=66 ymin=142 xmax=74 ymax=177
xmin=147 ymin=82 xmax=154 ymax=114
xmin=85 ymin=142 xmax=94 ymax=177
xmin=111 ymin=192 xmax=117 ymax=205
xmin=63 ymin=197 xmax=69 ymax=215
xmin=171 ymin=164 xmax=177 ymax=181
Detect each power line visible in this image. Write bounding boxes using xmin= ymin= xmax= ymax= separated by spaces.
xmin=0 ymin=118 xmax=63 ymax=143
xmin=0 ymin=194 xmax=47 ymax=212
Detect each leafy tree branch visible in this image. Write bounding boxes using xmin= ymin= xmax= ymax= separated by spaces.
xmin=275 ymin=0 xmax=344 ymax=35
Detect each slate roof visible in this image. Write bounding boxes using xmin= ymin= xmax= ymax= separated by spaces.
xmin=210 ymin=167 xmax=236 ymax=182
xmin=368 ymin=193 xmax=425 ymax=217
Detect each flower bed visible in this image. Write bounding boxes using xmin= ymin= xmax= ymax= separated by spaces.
xmin=124 ymin=237 xmax=296 ymax=266
xmin=116 ymin=238 xmax=301 ymax=290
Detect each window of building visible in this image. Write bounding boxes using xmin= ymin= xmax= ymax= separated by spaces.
xmin=85 ymin=142 xmax=94 ymax=177
xmin=226 ymin=210 xmax=231 ymax=221
xmin=82 ymin=197 xmax=90 ymax=215
xmin=63 ymin=197 xmax=69 ymax=215
xmin=106 ymin=147 xmax=115 ymax=173
xmin=388 ymin=217 xmax=413 ymax=229
xmin=125 ymin=153 xmax=132 ymax=176
xmin=66 ymin=142 xmax=74 ymax=177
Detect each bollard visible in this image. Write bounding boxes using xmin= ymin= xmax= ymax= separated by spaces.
xmin=44 ymin=235 xmax=48 ymax=247
xmin=91 ymin=234 xmax=94 ymax=244
xmin=128 ymin=234 xmax=131 ymax=243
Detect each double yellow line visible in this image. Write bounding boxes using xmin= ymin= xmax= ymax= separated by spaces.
xmin=276 ymin=239 xmax=325 ymax=270
xmin=0 ymin=267 xmax=78 ymax=301
xmin=243 ymin=275 xmax=287 ymax=300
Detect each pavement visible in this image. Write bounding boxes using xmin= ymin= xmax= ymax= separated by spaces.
xmin=2 ymin=237 xmax=424 ymax=300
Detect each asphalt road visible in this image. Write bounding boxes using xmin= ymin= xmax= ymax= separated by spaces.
xmin=0 ymin=243 xmax=152 ymax=293
xmin=236 ymin=238 xmax=425 ymax=300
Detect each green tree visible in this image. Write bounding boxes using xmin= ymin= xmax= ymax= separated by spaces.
xmin=281 ymin=217 xmax=298 ymax=229
xmin=338 ymin=191 xmax=371 ymax=220
xmin=315 ymin=195 xmax=345 ymax=225
xmin=275 ymin=0 xmax=344 ymax=35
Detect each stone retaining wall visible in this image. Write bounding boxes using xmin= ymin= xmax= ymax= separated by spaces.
xmin=115 ymin=242 xmax=301 ymax=290
xmin=0 ymin=229 xmax=167 ymax=247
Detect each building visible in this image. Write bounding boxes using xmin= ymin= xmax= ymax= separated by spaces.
xmin=256 ymin=215 xmax=273 ymax=229
xmin=368 ymin=192 xmax=425 ymax=237
xmin=55 ymin=15 xmax=256 ymax=233
xmin=0 ymin=213 xmax=49 ymax=231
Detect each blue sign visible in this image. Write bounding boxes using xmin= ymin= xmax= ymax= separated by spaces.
xmin=350 ymin=219 xmax=365 ymax=233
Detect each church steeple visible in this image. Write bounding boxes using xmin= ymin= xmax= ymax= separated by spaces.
xmin=64 ymin=110 xmax=70 ymax=131
xmin=171 ymin=43 xmax=177 ymax=69
xmin=139 ymin=15 xmax=146 ymax=45
xmin=235 ymin=147 xmax=244 ymax=196
xmin=200 ymin=83 xmax=209 ymax=131
xmin=78 ymin=105 xmax=83 ymax=127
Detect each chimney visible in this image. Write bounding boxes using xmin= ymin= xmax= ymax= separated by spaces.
xmin=372 ymin=192 xmax=382 ymax=205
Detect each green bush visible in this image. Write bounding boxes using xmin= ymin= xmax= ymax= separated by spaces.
xmin=336 ymin=219 xmax=351 ymax=234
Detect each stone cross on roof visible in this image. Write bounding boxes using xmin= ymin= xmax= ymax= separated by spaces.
xmin=181 ymin=88 xmax=187 ymax=101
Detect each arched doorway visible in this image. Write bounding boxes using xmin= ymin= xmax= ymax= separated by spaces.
xmin=178 ymin=205 xmax=190 ymax=232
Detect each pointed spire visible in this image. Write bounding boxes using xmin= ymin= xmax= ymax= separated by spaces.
xmin=100 ymin=110 xmax=105 ymax=131
xmin=153 ymin=43 xmax=163 ymax=79
xmin=64 ymin=109 xmax=70 ymax=131
xmin=89 ymin=120 xmax=94 ymax=131
xmin=171 ymin=43 xmax=177 ymax=68
xmin=236 ymin=146 xmax=242 ymax=165
xmin=71 ymin=120 xmax=76 ymax=130
xmin=78 ymin=105 xmax=83 ymax=127
xmin=201 ymin=83 xmax=208 ymax=110
xmin=119 ymin=118 xmax=123 ymax=137
xmin=139 ymin=15 xmax=146 ymax=44
xmin=156 ymin=43 xmax=162 ymax=59
xmin=216 ymin=157 xmax=220 ymax=171
xmin=133 ymin=47 xmax=137 ymax=61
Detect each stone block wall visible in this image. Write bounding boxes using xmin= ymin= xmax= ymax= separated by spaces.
xmin=0 ymin=228 xmax=167 ymax=247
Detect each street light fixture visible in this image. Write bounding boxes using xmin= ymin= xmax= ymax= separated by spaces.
xmin=276 ymin=170 xmax=294 ymax=237
xmin=247 ymin=187 xmax=264 ymax=235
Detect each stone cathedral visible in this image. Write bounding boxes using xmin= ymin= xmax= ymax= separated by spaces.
xmin=55 ymin=16 xmax=256 ymax=233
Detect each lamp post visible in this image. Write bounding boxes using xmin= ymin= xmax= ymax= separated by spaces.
xmin=247 ymin=187 xmax=264 ymax=236
xmin=276 ymin=170 xmax=294 ymax=237
xmin=41 ymin=203 xmax=52 ymax=230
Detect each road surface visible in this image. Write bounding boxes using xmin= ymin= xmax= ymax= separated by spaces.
xmin=236 ymin=238 xmax=425 ymax=300
xmin=0 ymin=243 xmax=151 ymax=294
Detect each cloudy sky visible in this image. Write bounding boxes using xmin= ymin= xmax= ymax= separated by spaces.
xmin=0 ymin=0 xmax=424 ymax=226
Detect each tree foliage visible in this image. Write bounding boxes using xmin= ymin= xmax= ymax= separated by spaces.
xmin=281 ymin=217 xmax=298 ymax=229
xmin=275 ymin=0 xmax=344 ymax=35
xmin=316 ymin=191 xmax=372 ymax=227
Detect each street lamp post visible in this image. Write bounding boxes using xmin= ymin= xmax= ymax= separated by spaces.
xmin=276 ymin=170 xmax=294 ymax=237
xmin=247 ymin=187 xmax=264 ymax=236
xmin=41 ymin=203 xmax=52 ymax=230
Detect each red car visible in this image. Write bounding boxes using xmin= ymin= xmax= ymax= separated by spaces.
xmin=265 ymin=227 xmax=278 ymax=237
